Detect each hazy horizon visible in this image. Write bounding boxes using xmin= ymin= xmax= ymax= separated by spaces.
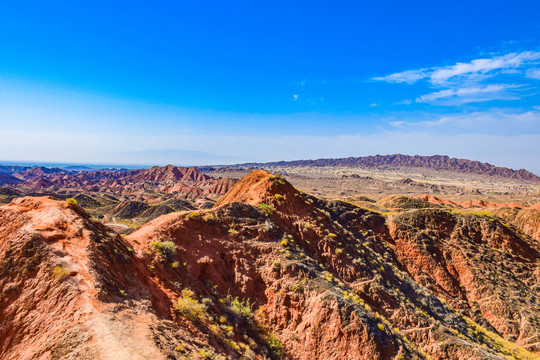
xmin=2 ymin=151 xmax=539 ymax=177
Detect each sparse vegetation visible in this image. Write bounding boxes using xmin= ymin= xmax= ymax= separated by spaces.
xmin=203 ymin=213 xmax=215 ymax=221
xmin=453 ymin=210 xmax=496 ymax=218
xmin=185 ymin=211 xmax=200 ymax=219
xmin=174 ymin=289 xmax=208 ymax=321
xmin=266 ymin=332 xmax=284 ymax=355
xmin=4 ymin=161 xmax=540 ymax=360
xmin=51 ymin=265 xmax=70 ymax=280
xmin=226 ymin=294 xmax=253 ymax=318
xmin=150 ymin=240 xmax=177 ymax=257
xmin=268 ymin=173 xmax=284 ymax=185
xmin=66 ymin=198 xmax=77 ymax=206
xmin=258 ymin=202 xmax=275 ymax=216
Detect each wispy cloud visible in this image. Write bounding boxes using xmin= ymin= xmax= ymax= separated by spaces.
xmin=527 ymin=68 xmax=540 ymax=80
xmin=373 ymin=51 xmax=540 ymax=105
xmin=394 ymin=99 xmax=412 ymax=105
xmin=415 ymin=84 xmax=521 ymax=104
xmin=373 ymin=69 xmax=428 ymax=84
xmin=375 ymin=51 xmax=540 ymax=86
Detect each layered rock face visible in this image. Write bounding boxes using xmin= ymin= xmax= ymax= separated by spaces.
xmin=1 ymin=171 xmax=539 ymax=359
xmin=2 ymin=164 xmax=235 ymax=196
xmin=234 ymin=154 xmax=540 ymax=181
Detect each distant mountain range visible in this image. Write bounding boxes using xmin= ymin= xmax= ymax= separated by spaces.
xmin=0 ymin=164 xmax=235 ymax=196
xmin=219 ymin=154 xmax=540 ymax=182
xmin=2 ymin=153 xmax=539 ymax=183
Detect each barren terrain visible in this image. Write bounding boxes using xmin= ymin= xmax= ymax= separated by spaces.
xmin=1 ymin=156 xmax=540 ymax=359
xmin=1 ymin=170 xmax=540 ymax=359
xmin=203 ymin=164 xmax=540 ymax=206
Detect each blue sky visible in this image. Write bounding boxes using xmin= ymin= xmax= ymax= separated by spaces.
xmin=0 ymin=1 xmax=539 ymax=173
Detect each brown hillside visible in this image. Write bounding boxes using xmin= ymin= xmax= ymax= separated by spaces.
xmin=0 ymin=174 xmax=23 ymax=186
xmin=0 ymin=197 xmax=176 ymax=360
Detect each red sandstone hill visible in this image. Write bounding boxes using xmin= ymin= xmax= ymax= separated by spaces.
xmin=232 ymin=154 xmax=540 ymax=182
xmin=9 ymin=164 xmax=235 ymax=196
xmin=0 ymin=174 xmax=23 ymax=186
xmin=1 ymin=171 xmax=540 ymax=359
xmin=415 ymin=193 xmax=532 ymax=210
xmin=131 ymin=165 xmax=212 ymax=183
xmin=12 ymin=166 xmax=65 ymax=181
xmin=0 ymin=197 xmax=175 ymax=359
xmin=414 ymin=193 xmax=540 ymax=241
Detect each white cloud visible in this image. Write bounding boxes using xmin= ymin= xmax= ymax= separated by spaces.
xmin=373 ymin=69 xmax=428 ymax=84
xmin=374 ymin=51 xmax=540 ymax=86
xmin=526 ymin=68 xmax=540 ymax=80
xmin=388 ymin=120 xmax=406 ymax=128
xmin=373 ymin=51 xmax=540 ymax=106
xmin=394 ymin=99 xmax=412 ymax=105
xmin=415 ymin=84 xmax=520 ymax=104
xmin=429 ymin=52 xmax=540 ymax=85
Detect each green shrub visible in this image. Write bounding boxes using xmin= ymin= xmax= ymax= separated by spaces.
xmin=151 ymin=240 xmax=177 ymax=257
xmin=203 ymin=213 xmax=215 ymax=221
xmin=66 ymin=198 xmax=77 ymax=206
xmin=174 ymin=288 xmax=208 ymax=321
xmin=268 ymin=174 xmax=284 ymax=185
xmin=452 ymin=210 xmax=495 ymax=218
xmin=185 ymin=211 xmax=200 ymax=219
xmin=258 ymin=202 xmax=275 ymax=216
xmin=227 ymin=295 xmax=253 ymax=318
xmin=266 ymin=332 xmax=283 ymax=355
xmin=52 ymin=265 xmax=70 ymax=280
xmin=290 ymin=284 xmax=303 ymax=293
